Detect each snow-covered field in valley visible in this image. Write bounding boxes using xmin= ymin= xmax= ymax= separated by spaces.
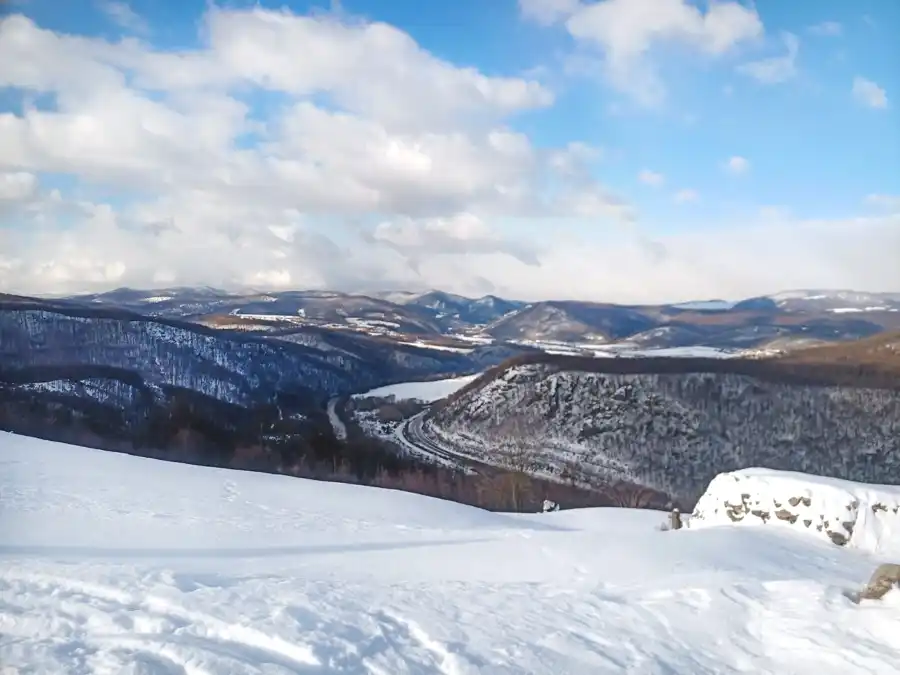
xmin=2 ymin=433 xmax=900 ymax=674
xmin=353 ymin=374 xmax=479 ymax=402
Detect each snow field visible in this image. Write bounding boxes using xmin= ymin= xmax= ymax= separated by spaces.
xmin=353 ymin=374 xmax=480 ymax=403
xmin=2 ymin=432 xmax=900 ymax=674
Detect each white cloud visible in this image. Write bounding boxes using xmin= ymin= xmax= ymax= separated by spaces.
xmin=518 ymin=0 xmax=765 ymax=106
xmin=518 ymin=213 xmax=900 ymax=303
xmin=2 ymin=184 xmax=899 ymax=303
xmin=1 ymin=8 xmax=897 ymax=304
xmin=0 ymin=171 xmax=37 ymax=201
xmin=96 ymin=1 xmax=150 ymax=34
xmin=371 ymin=213 xmax=540 ymax=267
xmin=551 ymin=0 xmax=764 ymax=105
xmin=852 ymin=76 xmax=888 ymax=109
xmin=146 ymin=8 xmax=553 ymax=131
xmin=673 ymin=188 xmax=698 ymax=204
xmin=864 ymin=194 xmax=900 ymax=213
xmin=0 ymin=11 xmax=553 ymax=132
xmin=808 ymin=21 xmax=842 ymax=37
xmin=0 ymin=13 xmax=592 ymax=217
xmin=353 ymin=212 xmax=900 ymax=304
xmin=638 ymin=169 xmax=665 ymax=186
xmin=518 ymin=0 xmax=581 ymax=26
xmin=724 ymin=156 xmax=749 ymax=174
xmin=0 ymin=8 xmax=633 ymax=297
xmin=758 ymin=205 xmax=791 ymax=222
xmin=736 ymin=32 xmax=799 ymax=84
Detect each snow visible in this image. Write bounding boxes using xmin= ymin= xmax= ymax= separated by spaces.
xmin=690 ymin=468 xmax=900 ymax=554
xmin=595 ymin=345 xmax=736 ymax=359
xmin=326 ymin=396 xmax=348 ymax=440
xmin=830 ymin=306 xmax=897 ymax=313
xmin=396 ymin=340 xmax=474 ymax=353
xmin=672 ymin=299 xmax=736 ymax=310
xmin=230 ymin=312 xmax=304 ymax=322
xmin=451 ymin=333 xmax=495 ymax=345
xmin=511 ymin=340 xmax=736 ymax=359
xmin=3 ymin=433 xmax=900 ymax=674
xmin=354 ymin=374 xmax=480 ymax=402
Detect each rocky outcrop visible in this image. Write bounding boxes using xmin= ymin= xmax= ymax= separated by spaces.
xmin=689 ymin=468 xmax=900 ymax=553
xmin=858 ymin=563 xmax=900 ymax=601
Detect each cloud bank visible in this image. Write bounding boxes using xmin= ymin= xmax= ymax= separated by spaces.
xmin=0 ymin=3 xmax=897 ymax=303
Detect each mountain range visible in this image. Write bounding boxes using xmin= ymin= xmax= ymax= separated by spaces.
xmin=4 ymin=285 xmax=900 ymax=510
xmin=58 ymin=286 xmax=900 ymax=351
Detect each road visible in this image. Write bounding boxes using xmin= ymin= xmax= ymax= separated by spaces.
xmin=326 ymin=397 xmax=347 ymax=440
xmin=329 ymin=397 xmax=498 ymax=475
xmin=396 ymin=412 xmax=499 ymax=475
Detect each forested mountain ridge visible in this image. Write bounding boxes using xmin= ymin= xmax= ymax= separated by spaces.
xmin=426 ymin=348 xmax=900 ymax=506
xmin=0 ymin=299 xmax=526 ymax=406
xmin=0 ymin=298 xmax=527 ymax=476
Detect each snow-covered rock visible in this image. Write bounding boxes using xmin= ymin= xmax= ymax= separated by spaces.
xmin=689 ymin=468 xmax=900 ymax=553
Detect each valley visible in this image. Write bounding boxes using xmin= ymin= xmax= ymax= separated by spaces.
xmin=4 ymin=286 xmax=900 ymax=514
xmin=6 ymin=2 xmax=897 ymax=670
xmin=343 ymin=335 xmax=900 ymax=510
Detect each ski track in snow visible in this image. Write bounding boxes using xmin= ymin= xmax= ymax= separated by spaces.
xmin=3 ymin=432 xmax=900 ymax=674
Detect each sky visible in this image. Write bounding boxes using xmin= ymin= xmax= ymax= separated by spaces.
xmin=0 ymin=0 xmax=898 ymax=303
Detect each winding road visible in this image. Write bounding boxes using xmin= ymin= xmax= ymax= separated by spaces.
xmin=396 ymin=412 xmax=499 ymax=476
xmin=329 ymin=395 xmax=497 ymax=475
xmin=326 ymin=397 xmax=347 ymax=440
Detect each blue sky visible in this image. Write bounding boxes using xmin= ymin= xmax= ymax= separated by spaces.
xmin=0 ymin=0 xmax=897 ymax=301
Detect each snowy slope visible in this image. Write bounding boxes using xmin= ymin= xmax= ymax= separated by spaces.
xmin=353 ymin=374 xmax=479 ymax=402
xmin=2 ymin=433 xmax=900 ymax=674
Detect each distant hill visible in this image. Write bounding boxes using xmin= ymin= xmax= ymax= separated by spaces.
xmin=0 ymin=295 xmax=531 ymax=471
xmin=59 ymin=286 xmax=900 ymax=351
xmin=778 ymin=330 xmax=900 ymax=370
xmin=421 ymin=336 xmax=900 ymax=506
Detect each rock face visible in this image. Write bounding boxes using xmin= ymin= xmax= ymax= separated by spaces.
xmin=859 ymin=563 xmax=900 ymax=601
xmin=689 ymin=469 xmax=900 ymax=553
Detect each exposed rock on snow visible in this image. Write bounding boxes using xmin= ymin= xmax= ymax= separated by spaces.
xmin=859 ymin=563 xmax=900 ymax=601
xmin=689 ymin=469 xmax=900 ymax=552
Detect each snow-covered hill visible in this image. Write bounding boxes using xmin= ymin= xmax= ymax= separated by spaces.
xmin=427 ymin=358 xmax=900 ymax=504
xmin=0 ymin=302 xmax=524 ymax=413
xmin=768 ymin=290 xmax=900 ymax=313
xmin=63 ymin=286 xmax=900 ymax=351
xmin=2 ymin=433 xmax=899 ymax=673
